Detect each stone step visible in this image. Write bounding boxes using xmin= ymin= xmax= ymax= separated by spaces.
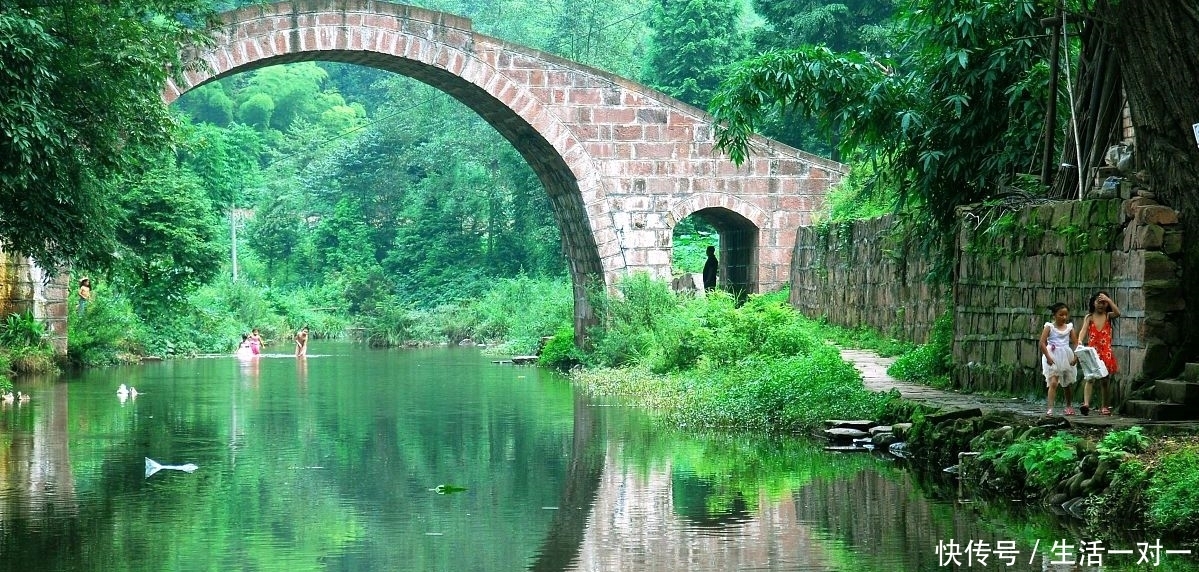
xmin=1123 ymin=400 xmax=1199 ymax=422
xmin=1155 ymin=379 xmax=1199 ymax=405
xmin=1184 ymin=363 xmax=1199 ymax=383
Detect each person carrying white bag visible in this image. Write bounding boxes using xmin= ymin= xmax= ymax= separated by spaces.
xmin=1077 ymin=291 xmax=1121 ymax=416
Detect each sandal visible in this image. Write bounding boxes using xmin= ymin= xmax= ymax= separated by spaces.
xmin=1080 ymin=405 xmax=1090 ymax=416
xmin=1046 ymin=408 xmax=1054 ymax=416
xmin=1100 ymin=407 xmax=1111 ymax=416
xmin=1064 ymin=407 xmax=1075 ymax=416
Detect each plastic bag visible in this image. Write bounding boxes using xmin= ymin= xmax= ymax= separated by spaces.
xmin=1074 ymin=346 xmax=1109 ymax=381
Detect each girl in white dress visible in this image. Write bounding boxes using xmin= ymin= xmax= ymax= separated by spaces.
xmin=1039 ymin=303 xmax=1078 ymax=415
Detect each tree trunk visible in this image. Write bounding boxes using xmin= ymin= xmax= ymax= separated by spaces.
xmin=1110 ymin=0 xmax=1199 ymax=364
xmin=1049 ymin=9 xmax=1124 ymax=201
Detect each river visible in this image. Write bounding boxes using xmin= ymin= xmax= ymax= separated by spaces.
xmin=0 ymin=343 xmax=1193 ymax=571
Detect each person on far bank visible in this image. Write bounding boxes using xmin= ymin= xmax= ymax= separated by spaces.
xmin=295 ymin=326 xmax=309 ymax=358
xmin=77 ymin=277 xmax=92 ymax=313
xmin=703 ymin=245 xmax=718 ymax=292
xmin=1040 ymin=303 xmax=1079 ymax=416
xmin=1079 ymin=291 xmax=1121 ymax=416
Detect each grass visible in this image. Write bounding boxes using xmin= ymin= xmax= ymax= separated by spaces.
xmin=572 ymin=275 xmax=898 ymax=433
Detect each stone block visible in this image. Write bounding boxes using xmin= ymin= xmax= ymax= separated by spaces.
xmin=1136 ymin=205 xmax=1179 ymax=226
xmin=1153 ymin=380 xmax=1199 ymax=405
xmin=1084 ymin=200 xmax=1105 ymax=225
xmin=1045 ymin=255 xmax=1062 ymax=283
xmin=1111 ymin=251 xmax=1128 ymax=279
xmin=1141 ymin=318 xmax=1181 ymax=345
xmin=1145 ymin=342 xmax=1175 ymax=378
xmin=1122 ymin=197 xmax=1157 ymax=221
xmin=1052 ymin=202 xmax=1073 ymax=229
xmin=1035 ymin=204 xmax=1056 ymax=227
xmin=1126 ymin=347 xmax=1143 ymax=379
xmin=1163 ymin=230 xmax=1183 ymax=255
xmin=1142 ymin=252 xmax=1178 ymax=281
xmin=1134 ymin=224 xmax=1165 ymax=250
xmin=1144 ymin=280 xmax=1185 ymax=312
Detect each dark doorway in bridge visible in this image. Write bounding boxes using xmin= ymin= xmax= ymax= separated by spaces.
xmin=671 ymin=208 xmax=758 ymax=299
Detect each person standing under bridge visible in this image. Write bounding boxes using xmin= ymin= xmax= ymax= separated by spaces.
xmin=703 ymin=246 xmax=719 ymax=292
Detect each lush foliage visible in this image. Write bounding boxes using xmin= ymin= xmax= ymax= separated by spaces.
xmin=363 ymin=275 xmax=574 ymax=353
xmin=1146 ymin=446 xmax=1199 ymax=532
xmin=887 ymin=311 xmax=953 ymax=387
xmin=811 ymin=319 xmax=913 ymax=358
xmin=642 ymin=0 xmax=748 ymax=109
xmin=67 ymin=293 xmax=147 ymax=366
xmin=1000 ymin=431 xmax=1081 ymax=491
xmin=671 ymin=216 xmax=719 ymax=274
xmin=575 ymin=275 xmax=895 ymax=432
xmin=538 ymin=325 xmax=584 ymax=371
xmin=0 ymin=310 xmax=55 ymax=379
xmin=712 ymin=0 xmax=1057 ymax=228
xmin=0 ymin=1 xmax=217 ymax=271
xmin=1096 ymin=425 xmax=1149 ymax=461
xmin=0 ymin=311 xmax=45 ymax=348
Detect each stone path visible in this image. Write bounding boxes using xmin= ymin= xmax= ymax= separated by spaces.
xmin=840 ymin=348 xmax=1144 ymax=428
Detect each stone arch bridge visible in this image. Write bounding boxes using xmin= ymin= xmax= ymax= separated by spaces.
xmin=167 ymin=0 xmax=846 ymax=336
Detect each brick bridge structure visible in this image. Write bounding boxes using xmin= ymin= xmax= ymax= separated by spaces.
xmin=166 ymin=0 xmax=846 ymax=337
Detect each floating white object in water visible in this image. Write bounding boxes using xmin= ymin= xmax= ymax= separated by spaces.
xmin=145 ymin=457 xmax=199 ymax=478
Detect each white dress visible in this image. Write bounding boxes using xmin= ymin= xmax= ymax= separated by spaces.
xmin=1041 ymin=322 xmax=1076 ymax=386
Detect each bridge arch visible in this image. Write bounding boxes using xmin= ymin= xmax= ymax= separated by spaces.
xmin=168 ymin=1 xmax=846 ymax=336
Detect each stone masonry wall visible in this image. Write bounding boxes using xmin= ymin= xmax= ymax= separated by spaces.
xmin=0 ymin=249 xmax=69 ymax=355
xmin=790 ymin=216 xmax=945 ymax=344
xmin=955 ymin=198 xmax=1184 ymax=399
xmin=789 ymin=198 xmax=1185 ymax=401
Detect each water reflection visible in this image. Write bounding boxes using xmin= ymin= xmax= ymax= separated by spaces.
xmin=0 ymin=347 xmax=1194 ymax=572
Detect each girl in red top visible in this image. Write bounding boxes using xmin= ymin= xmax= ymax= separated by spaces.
xmin=1079 ymin=291 xmax=1121 ymax=415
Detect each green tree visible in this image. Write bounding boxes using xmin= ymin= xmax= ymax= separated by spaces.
xmin=236 ymin=63 xmax=340 ymax=132
xmin=1101 ymin=0 xmax=1199 ymax=362
xmin=712 ymin=0 xmax=1054 ymax=227
xmin=0 ymin=1 xmax=216 ymax=271
xmin=176 ymin=82 xmax=235 ymax=126
xmin=743 ymin=0 xmax=898 ymax=155
xmin=543 ymin=0 xmax=652 ymax=77
xmin=245 ymin=183 xmax=304 ymax=285
xmin=642 ymin=0 xmax=748 ymax=108
xmin=114 ymin=162 xmax=224 ymax=316
xmin=750 ymin=0 xmax=896 ymax=53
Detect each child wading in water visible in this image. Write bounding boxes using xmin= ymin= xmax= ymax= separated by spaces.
xmin=1079 ymin=291 xmax=1121 ymax=415
xmin=1040 ymin=303 xmax=1078 ymax=416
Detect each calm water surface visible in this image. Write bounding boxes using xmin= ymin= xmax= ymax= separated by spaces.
xmin=0 ymin=343 xmax=1194 ymax=571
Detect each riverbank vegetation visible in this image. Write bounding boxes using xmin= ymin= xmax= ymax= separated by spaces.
xmin=901 ymin=405 xmax=1199 ymax=539
xmin=0 ymin=311 xmax=57 ymax=391
xmin=559 ymin=275 xmax=897 ymax=432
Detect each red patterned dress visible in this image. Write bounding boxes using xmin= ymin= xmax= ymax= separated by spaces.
xmin=1088 ymin=319 xmax=1118 ymax=374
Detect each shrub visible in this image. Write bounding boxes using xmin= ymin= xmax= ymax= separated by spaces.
xmin=1090 ymin=459 xmax=1149 ymax=531
xmin=68 ymin=294 xmax=146 ymax=366
xmin=538 ymin=326 xmax=583 ymax=371
xmin=8 ymin=344 xmax=55 ymax=375
xmin=888 ymin=311 xmax=953 ymax=386
xmin=1097 ymin=426 xmax=1149 ymax=460
xmin=1146 ymin=446 xmax=1199 ymax=533
xmin=0 ymin=311 xmax=46 ymax=347
xmin=646 ymin=310 xmax=706 ymax=373
xmin=1019 ymin=432 xmax=1081 ymax=490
